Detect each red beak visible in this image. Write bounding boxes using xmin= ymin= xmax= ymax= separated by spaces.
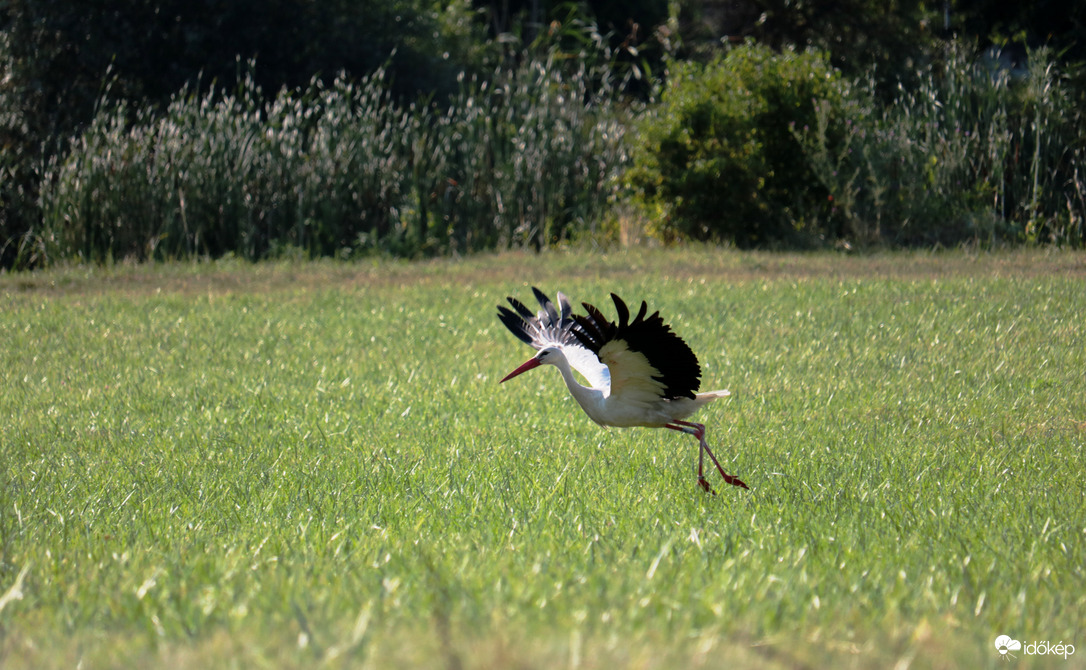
xmin=500 ymin=356 xmax=542 ymax=383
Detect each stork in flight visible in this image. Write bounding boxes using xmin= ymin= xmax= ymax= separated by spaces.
xmin=497 ymin=287 xmax=748 ymax=493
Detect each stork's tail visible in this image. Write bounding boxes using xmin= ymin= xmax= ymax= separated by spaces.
xmin=693 ymin=389 xmax=730 ymax=407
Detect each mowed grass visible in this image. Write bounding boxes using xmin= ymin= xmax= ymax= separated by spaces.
xmin=1 ymin=248 xmax=1084 ymax=669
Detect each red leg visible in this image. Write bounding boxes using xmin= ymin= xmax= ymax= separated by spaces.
xmin=664 ymin=421 xmax=713 ymax=493
xmin=697 ymin=440 xmax=713 ymax=493
xmin=666 ymin=421 xmax=749 ymax=491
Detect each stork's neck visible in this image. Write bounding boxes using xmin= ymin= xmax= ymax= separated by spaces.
xmin=551 ymin=355 xmax=607 ymax=422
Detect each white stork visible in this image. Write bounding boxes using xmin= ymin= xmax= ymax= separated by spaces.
xmin=497 ymin=287 xmax=748 ymax=493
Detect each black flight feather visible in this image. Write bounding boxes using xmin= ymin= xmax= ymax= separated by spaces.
xmin=572 ymin=293 xmax=702 ymax=400
xmin=497 ymin=287 xmax=583 ymax=349
xmin=533 ymin=286 xmax=560 ymax=324
xmin=507 ymin=297 xmax=535 ymax=319
xmin=496 ymin=306 xmax=535 ymax=345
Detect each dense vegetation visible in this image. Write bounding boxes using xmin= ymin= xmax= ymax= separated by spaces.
xmin=630 ymin=43 xmax=1085 ymax=248
xmin=38 ymin=56 xmax=626 ymax=262
xmin=3 ymin=1 xmax=1085 ymax=267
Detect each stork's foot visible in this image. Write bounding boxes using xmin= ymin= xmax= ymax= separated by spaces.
xmin=665 ymin=420 xmax=749 ymax=493
xmin=697 ymin=476 xmax=717 ymax=495
xmin=702 ymin=437 xmax=750 ymax=490
xmin=719 ymin=472 xmax=749 ymax=490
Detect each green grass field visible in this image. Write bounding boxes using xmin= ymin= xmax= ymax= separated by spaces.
xmin=1 ymin=248 xmax=1084 ymax=668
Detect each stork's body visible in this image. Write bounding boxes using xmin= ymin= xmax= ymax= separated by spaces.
xmin=497 ymin=288 xmax=748 ymax=492
xmin=531 ymin=349 xmax=729 ymax=428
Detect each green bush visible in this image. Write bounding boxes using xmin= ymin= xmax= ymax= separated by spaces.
xmin=626 ymin=43 xmax=856 ymax=247
xmin=794 ymin=43 xmax=1086 ymax=247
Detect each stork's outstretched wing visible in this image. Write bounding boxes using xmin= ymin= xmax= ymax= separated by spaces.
xmin=572 ymin=293 xmax=702 ymax=402
xmin=497 ymin=287 xmax=610 ymax=390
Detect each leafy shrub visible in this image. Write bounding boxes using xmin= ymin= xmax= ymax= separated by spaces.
xmin=626 ymin=43 xmax=856 ymax=247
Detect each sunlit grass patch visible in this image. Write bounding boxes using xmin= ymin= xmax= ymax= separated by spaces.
xmin=1 ymin=249 xmax=1084 ymax=668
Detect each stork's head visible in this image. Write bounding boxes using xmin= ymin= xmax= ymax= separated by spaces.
xmin=500 ymin=346 xmax=562 ymax=383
